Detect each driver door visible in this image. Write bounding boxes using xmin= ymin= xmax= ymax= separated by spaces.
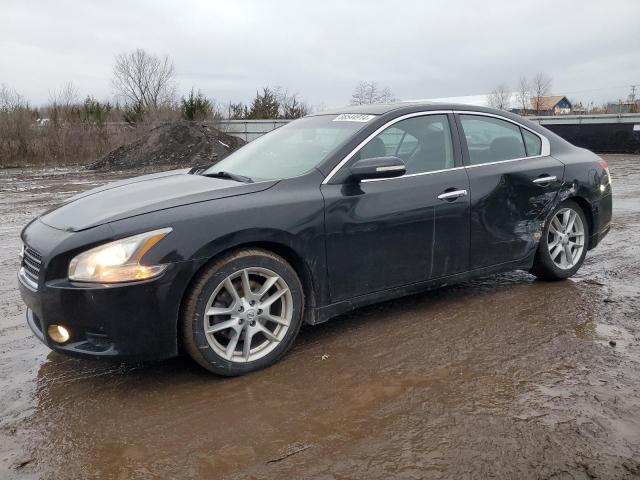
xmin=321 ymin=113 xmax=470 ymax=302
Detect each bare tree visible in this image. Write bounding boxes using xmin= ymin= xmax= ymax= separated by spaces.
xmin=515 ymin=77 xmax=529 ymax=114
xmin=378 ymin=86 xmax=396 ymax=103
xmin=273 ymin=87 xmax=310 ymax=118
xmin=225 ymin=102 xmax=248 ymax=120
xmin=0 ymin=84 xmax=26 ymax=112
xmin=1 ymin=83 xmax=142 ymax=168
xmin=530 ymin=72 xmax=552 ymax=115
xmin=487 ymin=83 xmax=511 ymax=110
xmin=0 ymin=84 xmax=35 ymax=166
xmin=48 ymin=82 xmax=79 ymax=118
xmin=350 ymin=81 xmax=396 ymax=105
xmin=45 ymin=82 xmax=81 ymax=164
xmin=280 ymin=93 xmax=310 ymax=118
xmin=350 ymin=81 xmax=369 ymax=105
xmin=112 ymin=49 xmax=176 ymax=111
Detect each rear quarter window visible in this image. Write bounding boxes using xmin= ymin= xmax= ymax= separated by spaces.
xmin=522 ymin=129 xmax=542 ymax=156
xmin=459 ymin=115 xmax=527 ymax=165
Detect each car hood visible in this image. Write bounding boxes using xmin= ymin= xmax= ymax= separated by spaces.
xmin=39 ymin=169 xmax=278 ymax=232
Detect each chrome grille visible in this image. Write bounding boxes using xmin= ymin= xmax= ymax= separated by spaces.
xmin=21 ymin=245 xmax=42 ymax=284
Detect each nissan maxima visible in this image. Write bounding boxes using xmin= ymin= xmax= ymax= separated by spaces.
xmin=18 ymin=103 xmax=612 ymax=375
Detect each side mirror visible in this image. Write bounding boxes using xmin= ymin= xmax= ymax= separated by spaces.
xmin=348 ymin=156 xmax=406 ymax=182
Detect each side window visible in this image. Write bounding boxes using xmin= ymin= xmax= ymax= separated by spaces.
xmin=355 ymin=115 xmax=454 ymax=174
xmin=522 ymin=129 xmax=542 ymax=156
xmin=376 ymin=127 xmax=409 ymax=155
xmin=459 ymin=115 xmax=526 ymax=165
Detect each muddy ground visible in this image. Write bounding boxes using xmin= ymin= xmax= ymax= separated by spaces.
xmin=0 ymin=156 xmax=638 ymax=479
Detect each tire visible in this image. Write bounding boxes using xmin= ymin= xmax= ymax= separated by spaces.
xmin=182 ymin=248 xmax=304 ymax=376
xmin=531 ymin=199 xmax=589 ymax=281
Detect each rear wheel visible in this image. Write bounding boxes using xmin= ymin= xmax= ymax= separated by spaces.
xmin=182 ymin=249 xmax=304 ymax=376
xmin=531 ymin=199 xmax=589 ymax=280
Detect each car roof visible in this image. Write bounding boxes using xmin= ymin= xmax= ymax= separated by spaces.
xmin=308 ymin=101 xmax=572 ymax=153
xmin=309 ymin=101 xmax=509 ymax=117
xmin=310 ymin=101 xmax=557 ymax=134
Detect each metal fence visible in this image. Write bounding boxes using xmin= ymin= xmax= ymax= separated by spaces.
xmin=527 ymin=113 xmax=640 ymax=126
xmin=210 ymin=115 xmax=640 ymax=154
xmin=213 ymin=114 xmax=640 ymax=143
xmin=215 ymin=120 xmax=291 ymax=142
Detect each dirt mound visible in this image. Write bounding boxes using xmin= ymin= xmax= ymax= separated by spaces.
xmin=87 ymin=122 xmax=246 ymax=171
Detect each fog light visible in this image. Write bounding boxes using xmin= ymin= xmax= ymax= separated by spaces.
xmin=48 ymin=325 xmax=70 ymax=343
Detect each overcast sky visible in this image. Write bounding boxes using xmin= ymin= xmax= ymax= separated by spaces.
xmin=2 ymin=0 xmax=639 ymax=109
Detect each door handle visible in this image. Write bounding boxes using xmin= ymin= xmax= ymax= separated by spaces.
xmin=437 ymin=189 xmax=468 ymax=201
xmin=532 ymin=175 xmax=557 ymax=184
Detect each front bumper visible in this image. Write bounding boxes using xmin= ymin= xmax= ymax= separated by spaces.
xmin=19 ymin=261 xmax=199 ymax=362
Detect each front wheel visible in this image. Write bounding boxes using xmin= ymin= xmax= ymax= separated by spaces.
xmin=531 ymin=199 xmax=589 ymax=280
xmin=182 ymin=249 xmax=304 ymax=376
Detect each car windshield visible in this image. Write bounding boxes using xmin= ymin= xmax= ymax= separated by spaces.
xmin=205 ymin=115 xmax=373 ymax=180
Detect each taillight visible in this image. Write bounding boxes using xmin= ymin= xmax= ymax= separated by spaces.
xmin=599 ymin=158 xmax=611 ymax=190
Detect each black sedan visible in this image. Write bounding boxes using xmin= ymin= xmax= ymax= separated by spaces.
xmin=18 ymin=102 xmax=612 ymax=375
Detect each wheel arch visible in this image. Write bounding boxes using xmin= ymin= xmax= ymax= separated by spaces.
xmin=565 ymin=195 xmax=594 ymax=249
xmin=241 ymin=240 xmax=318 ymax=312
xmin=177 ymin=238 xmax=319 ymax=349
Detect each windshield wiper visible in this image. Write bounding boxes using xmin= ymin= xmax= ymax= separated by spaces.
xmin=202 ymin=171 xmax=254 ymax=183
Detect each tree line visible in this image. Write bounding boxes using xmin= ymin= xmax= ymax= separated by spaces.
xmin=111 ymin=49 xmax=314 ymax=122
xmin=0 ymin=49 xmax=317 ymax=167
xmin=0 ymin=47 xmax=399 ymax=167
xmin=486 ymin=72 xmax=554 ymax=115
xmin=486 ymin=73 xmax=637 ymax=115
xmin=5 ymin=47 xmax=626 ymax=168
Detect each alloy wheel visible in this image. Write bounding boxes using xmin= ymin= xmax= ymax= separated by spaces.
xmin=547 ymin=207 xmax=585 ymax=270
xmin=203 ymin=267 xmax=293 ymax=363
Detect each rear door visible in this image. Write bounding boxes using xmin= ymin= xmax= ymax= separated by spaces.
xmin=321 ymin=112 xmax=470 ymax=302
xmin=455 ymin=113 xmax=564 ymax=269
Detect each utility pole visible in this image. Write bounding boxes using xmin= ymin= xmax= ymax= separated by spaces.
xmin=630 ymin=85 xmax=638 ymax=113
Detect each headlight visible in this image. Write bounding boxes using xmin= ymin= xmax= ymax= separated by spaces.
xmin=68 ymin=228 xmax=172 ymax=283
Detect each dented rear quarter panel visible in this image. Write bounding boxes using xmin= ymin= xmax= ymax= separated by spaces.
xmin=551 ymin=145 xmax=613 ymax=249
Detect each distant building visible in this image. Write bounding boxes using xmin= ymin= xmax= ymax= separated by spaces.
xmin=414 ymin=93 xmax=576 ymax=116
xmin=536 ymin=95 xmax=572 ymax=115
xmin=571 ymin=103 xmax=588 ymax=115
xmin=513 ymin=96 xmax=572 ymax=116
xmin=605 ymin=101 xmax=640 ymax=114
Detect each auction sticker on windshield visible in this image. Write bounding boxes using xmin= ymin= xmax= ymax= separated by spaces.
xmin=333 ymin=114 xmax=376 ymax=122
